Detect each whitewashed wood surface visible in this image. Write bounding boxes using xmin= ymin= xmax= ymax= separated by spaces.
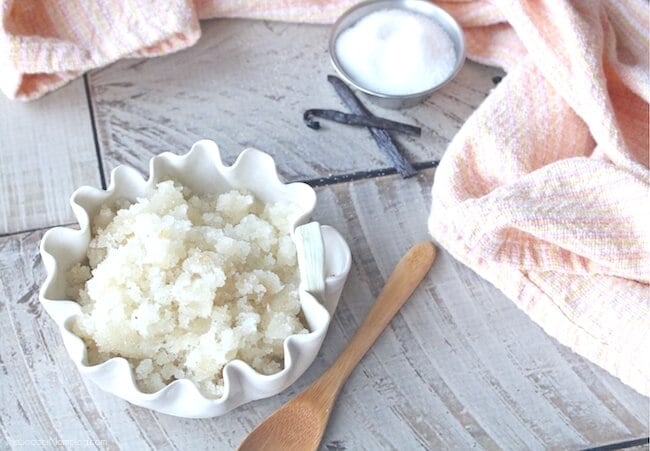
xmin=0 ymin=79 xmax=100 ymax=235
xmin=87 ymin=19 xmax=502 ymax=181
xmin=0 ymin=18 xmax=648 ymax=451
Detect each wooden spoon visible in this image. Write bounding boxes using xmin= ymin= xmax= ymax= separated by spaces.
xmin=238 ymin=241 xmax=436 ymax=451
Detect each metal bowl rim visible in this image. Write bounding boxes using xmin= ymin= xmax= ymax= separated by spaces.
xmin=328 ymin=0 xmax=467 ymax=101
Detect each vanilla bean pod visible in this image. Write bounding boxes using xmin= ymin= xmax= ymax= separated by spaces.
xmin=326 ymin=75 xmax=416 ymax=178
xmin=303 ymin=109 xmax=421 ymax=136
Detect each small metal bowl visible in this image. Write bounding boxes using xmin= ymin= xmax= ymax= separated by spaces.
xmin=329 ymin=0 xmax=466 ymax=109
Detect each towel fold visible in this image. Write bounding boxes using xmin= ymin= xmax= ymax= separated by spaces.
xmin=1 ymin=0 xmax=648 ymax=395
xmin=429 ymin=0 xmax=649 ymax=396
xmin=0 ymin=0 xmax=356 ymax=100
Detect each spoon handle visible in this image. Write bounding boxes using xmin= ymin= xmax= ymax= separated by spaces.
xmin=237 ymin=242 xmax=436 ymax=451
xmin=313 ymin=241 xmax=436 ymax=402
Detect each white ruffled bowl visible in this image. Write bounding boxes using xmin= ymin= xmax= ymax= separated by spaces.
xmin=39 ymin=140 xmax=351 ymax=418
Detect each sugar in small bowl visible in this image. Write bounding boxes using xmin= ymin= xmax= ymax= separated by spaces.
xmin=329 ymin=0 xmax=466 ymax=109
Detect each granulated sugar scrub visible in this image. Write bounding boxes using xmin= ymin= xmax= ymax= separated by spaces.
xmin=39 ymin=143 xmax=353 ymax=417
xmin=330 ymin=0 xmax=465 ymax=108
xmin=66 ymin=180 xmax=308 ymax=398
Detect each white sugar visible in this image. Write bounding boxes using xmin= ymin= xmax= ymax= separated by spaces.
xmin=335 ymin=9 xmax=457 ymax=96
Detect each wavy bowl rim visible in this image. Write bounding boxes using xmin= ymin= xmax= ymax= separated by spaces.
xmin=38 ymin=140 xmax=341 ymax=408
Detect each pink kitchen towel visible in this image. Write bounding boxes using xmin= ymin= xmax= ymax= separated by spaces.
xmin=1 ymin=0 xmax=648 ymax=395
xmin=0 ymin=0 xmax=357 ymax=100
xmin=429 ymin=0 xmax=649 ymax=396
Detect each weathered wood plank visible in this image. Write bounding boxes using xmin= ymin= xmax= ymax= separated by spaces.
xmin=0 ymin=79 xmax=100 ymax=235
xmin=87 ymin=19 xmax=503 ymax=182
xmin=1 ymin=170 xmax=646 ymax=450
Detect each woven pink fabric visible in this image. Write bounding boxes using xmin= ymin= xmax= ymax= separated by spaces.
xmin=0 ymin=0 xmax=358 ymax=100
xmin=1 ymin=0 xmax=648 ymax=395
xmin=430 ymin=0 xmax=650 ymax=396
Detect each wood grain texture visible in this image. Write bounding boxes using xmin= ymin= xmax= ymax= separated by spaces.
xmin=1 ymin=170 xmax=647 ymax=450
xmin=0 ymin=79 xmax=100 ymax=235
xmin=87 ymin=19 xmax=503 ymax=182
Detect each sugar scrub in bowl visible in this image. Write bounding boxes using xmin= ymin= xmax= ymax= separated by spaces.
xmin=329 ymin=0 xmax=466 ymax=108
xmin=39 ymin=140 xmax=351 ymax=418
